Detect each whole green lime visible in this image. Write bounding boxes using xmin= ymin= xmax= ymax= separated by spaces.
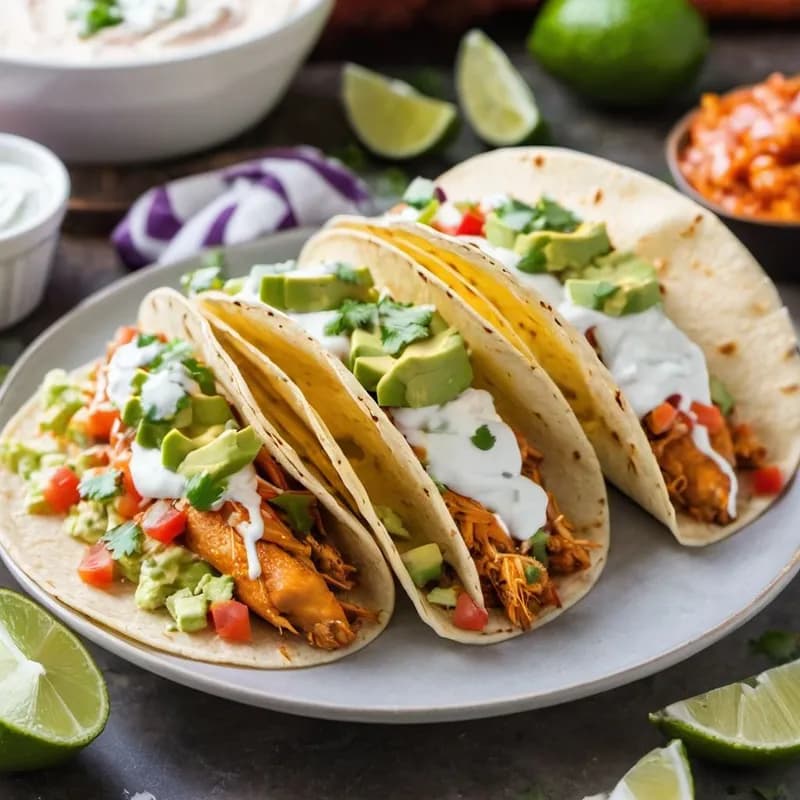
xmin=528 ymin=0 xmax=708 ymax=107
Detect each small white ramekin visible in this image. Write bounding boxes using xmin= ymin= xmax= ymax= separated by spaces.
xmin=0 ymin=133 xmax=69 ymax=329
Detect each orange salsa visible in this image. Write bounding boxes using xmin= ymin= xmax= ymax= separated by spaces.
xmin=679 ymin=72 xmax=800 ymax=221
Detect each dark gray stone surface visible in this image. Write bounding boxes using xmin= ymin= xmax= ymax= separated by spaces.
xmin=2 ymin=23 xmax=799 ymax=800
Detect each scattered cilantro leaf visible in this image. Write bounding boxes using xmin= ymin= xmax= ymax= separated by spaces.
xmin=378 ymin=298 xmax=433 ymax=356
xmin=516 ymin=244 xmax=548 ymax=274
xmin=269 ymin=492 xmax=316 ymax=534
xmin=754 ymin=786 xmax=789 ymax=800
xmin=79 ymin=469 xmax=121 ymax=502
xmin=324 ymin=299 xmax=378 ymax=336
xmin=182 ymin=358 xmax=216 ymax=395
xmin=70 ymin=0 xmax=123 ymax=37
xmin=151 ymin=339 xmax=194 ymax=369
xmin=470 ymin=424 xmax=496 ymax=451
xmin=180 ymin=265 xmax=226 ymax=297
xmin=136 ymin=333 xmax=160 ymax=348
xmin=534 ymin=196 xmax=581 ymax=232
xmin=101 ymin=522 xmax=142 ymax=560
xmin=750 ymin=630 xmax=800 ymax=665
xmin=333 ymin=263 xmax=361 ymax=284
xmin=496 ymin=196 xmax=580 ymax=235
xmin=186 ymin=473 xmax=225 ymax=511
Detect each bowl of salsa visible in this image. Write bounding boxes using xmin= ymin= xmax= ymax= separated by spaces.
xmin=666 ymin=72 xmax=800 ymax=281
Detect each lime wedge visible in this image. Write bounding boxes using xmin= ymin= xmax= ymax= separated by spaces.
xmin=584 ymin=740 xmax=694 ymax=800
xmin=650 ymin=660 xmax=800 ymax=765
xmin=341 ymin=63 xmax=458 ymax=160
xmin=456 ymin=29 xmax=544 ymax=146
xmin=0 ymin=589 xmax=109 ymax=771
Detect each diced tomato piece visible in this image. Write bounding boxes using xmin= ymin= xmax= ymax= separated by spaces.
xmin=107 ymin=326 xmax=138 ymax=358
xmin=142 ymin=500 xmax=187 ymax=544
xmin=78 ymin=542 xmax=114 ymax=588
xmin=753 ymin=465 xmax=783 ymax=495
xmin=86 ymin=405 xmax=120 ymax=441
xmin=431 ymin=221 xmax=459 ymax=236
xmin=455 ymin=208 xmax=485 ymax=236
xmin=114 ymin=460 xmax=144 ymax=519
xmin=648 ymin=402 xmax=678 ymax=435
xmin=210 ymin=600 xmax=252 ymax=643
xmin=690 ymin=401 xmax=724 ymax=434
xmin=453 ymin=591 xmax=489 ymax=632
xmin=43 ymin=466 xmax=81 ymax=513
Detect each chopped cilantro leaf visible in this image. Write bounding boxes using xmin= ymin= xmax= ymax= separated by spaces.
xmin=269 ymin=492 xmax=316 ymax=534
xmin=70 ymin=0 xmax=123 ymax=37
xmin=182 ymin=358 xmax=216 ymax=395
xmin=180 ymin=265 xmax=226 ymax=297
xmin=324 ymin=299 xmax=378 ymax=336
xmin=186 ymin=473 xmax=225 ymax=511
xmin=497 ymin=199 xmax=537 ymax=233
xmin=101 ymin=522 xmax=142 ymax=560
xmin=136 ymin=333 xmax=160 ymax=348
xmin=497 ymin=196 xmax=580 ymax=235
xmin=534 ymin=196 xmax=580 ymax=232
xmin=79 ymin=469 xmax=121 ymax=502
xmin=378 ymin=298 xmax=433 ymax=356
xmin=749 ymin=630 xmax=800 ymax=665
xmin=516 ymin=244 xmax=548 ymax=274
xmin=524 ymin=565 xmax=541 ymax=585
xmin=333 ymin=263 xmax=361 ymax=284
xmin=151 ymin=339 xmax=194 ymax=368
xmin=470 ymin=424 xmax=496 ymax=451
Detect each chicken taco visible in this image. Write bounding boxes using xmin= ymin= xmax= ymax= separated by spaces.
xmin=188 ymin=228 xmax=609 ymax=643
xmin=333 ymin=147 xmax=800 ymax=545
xmin=0 ymin=290 xmax=393 ymax=667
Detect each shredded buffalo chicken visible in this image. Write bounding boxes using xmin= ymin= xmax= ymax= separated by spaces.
xmin=440 ymin=434 xmax=594 ymax=630
xmin=644 ymin=409 xmax=767 ymax=525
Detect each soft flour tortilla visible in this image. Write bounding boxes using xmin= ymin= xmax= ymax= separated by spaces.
xmin=199 ymin=228 xmax=609 ymax=644
xmin=335 ymin=146 xmax=800 ymax=546
xmin=0 ymin=291 xmax=394 ymax=668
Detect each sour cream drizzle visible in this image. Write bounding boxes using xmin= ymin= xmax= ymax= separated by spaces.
xmin=219 ymin=465 xmax=264 ymax=580
xmin=106 ymin=341 xmax=164 ymax=409
xmin=140 ymin=361 xmax=198 ymax=421
xmin=393 ymin=389 xmax=549 ymax=540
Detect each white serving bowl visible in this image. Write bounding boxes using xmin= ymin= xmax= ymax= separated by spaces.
xmin=0 ymin=0 xmax=332 ymax=164
xmin=0 ymin=134 xmax=69 ymax=329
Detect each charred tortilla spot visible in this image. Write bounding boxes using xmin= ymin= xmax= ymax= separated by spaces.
xmin=627 ymin=458 xmax=638 ymax=475
xmin=573 ymin=450 xmax=581 ymax=460
xmin=780 ymin=384 xmax=799 ymax=394
xmin=593 ymin=188 xmax=603 ymax=204
xmin=614 ymin=390 xmax=624 ymax=409
xmin=533 ymin=155 xmax=545 ymax=167
xmin=611 ymin=431 xmax=621 ymax=443
xmin=718 ymin=341 xmax=737 ymax=356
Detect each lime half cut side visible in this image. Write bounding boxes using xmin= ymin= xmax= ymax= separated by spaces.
xmin=0 ymin=589 xmax=109 ymax=772
xmin=456 ymin=29 xmax=544 ymax=146
xmin=341 ymin=63 xmax=458 ymax=160
xmin=650 ymin=660 xmax=800 ymax=766
xmin=583 ymin=740 xmax=694 ymax=800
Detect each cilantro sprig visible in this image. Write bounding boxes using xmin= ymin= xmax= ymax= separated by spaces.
xmin=79 ymin=469 xmax=121 ymax=502
xmin=186 ymin=473 xmax=225 ymax=511
xmin=496 ymin=196 xmax=580 ymax=235
xmin=269 ymin=492 xmax=316 ymax=535
xmin=70 ymin=0 xmax=123 ymax=37
xmin=470 ymin=425 xmax=496 ymax=452
xmin=749 ymin=630 xmax=800 ymax=665
xmin=101 ymin=522 xmax=142 ymax=560
xmin=324 ymin=298 xmax=433 ymax=356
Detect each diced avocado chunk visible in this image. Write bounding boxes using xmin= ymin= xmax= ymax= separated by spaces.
xmin=426 ymin=586 xmax=457 ymax=608
xmin=161 ymin=425 xmax=228 ymax=472
xmin=1 ymin=439 xmax=60 ymax=479
xmin=527 ymin=529 xmax=550 ymax=568
xmin=195 ymin=573 xmax=234 ymax=604
xmin=484 ymin=212 xmax=518 ymax=250
xmin=376 ymin=329 xmax=473 ymax=408
xmin=515 ymin=222 xmax=611 ymax=273
xmin=567 ymin=252 xmax=661 ymax=316
xmin=259 ymin=268 xmax=375 ymax=312
xmin=134 ymin=545 xmax=213 ymax=611
xmin=122 ymin=396 xmax=143 ymax=427
xmin=136 ymin=421 xmax=172 ymax=449
xmin=375 ymin=505 xmax=410 ymax=540
xmin=401 ymin=543 xmax=443 ymax=588
xmin=166 ymin=588 xmax=209 ymax=633
xmin=353 ymin=355 xmax=395 ymax=392
xmin=349 ymin=328 xmax=385 ymax=367
xmin=24 ymin=472 xmax=53 ymax=515
xmin=64 ymin=500 xmax=108 ymax=545
xmin=39 ymin=369 xmax=85 ymax=435
xmin=222 ymin=277 xmax=246 ymax=296
xmin=177 ymin=427 xmax=261 ymax=483
xmin=710 ymin=376 xmax=735 ymax=416
xmin=191 ymin=395 xmax=233 ymax=427
xmin=416 ymin=199 xmax=440 ymax=225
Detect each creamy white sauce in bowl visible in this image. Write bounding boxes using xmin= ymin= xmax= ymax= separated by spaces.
xmin=1 ymin=0 xmax=302 ymax=63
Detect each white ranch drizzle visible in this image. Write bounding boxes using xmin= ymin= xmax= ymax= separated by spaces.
xmin=284 ymin=310 xmax=351 ymax=361
xmin=392 ymin=388 xmax=549 ymax=540
xmin=218 ymin=465 xmax=264 ymax=580
xmin=139 ymin=361 xmax=198 ymax=421
xmin=106 ymin=340 xmax=164 ymax=409
xmin=130 ymin=441 xmax=188 ymax=499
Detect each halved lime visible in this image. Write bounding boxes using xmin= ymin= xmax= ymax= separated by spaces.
xmin=584 ymin=740 xmax=694 ymax=800
xmin=341 ymin=63 xmax=458 ymax=160
xmin=0 ymin=589 xmax=109 ymax=771
xmin=456 ymin=29 xmax=544 ymax=146
xmin=650 ymin=660 xmax=800 ymax=766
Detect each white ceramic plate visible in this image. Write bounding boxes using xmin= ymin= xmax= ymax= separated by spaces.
xmin=1 ymin=229 xmax=798 ymax=723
